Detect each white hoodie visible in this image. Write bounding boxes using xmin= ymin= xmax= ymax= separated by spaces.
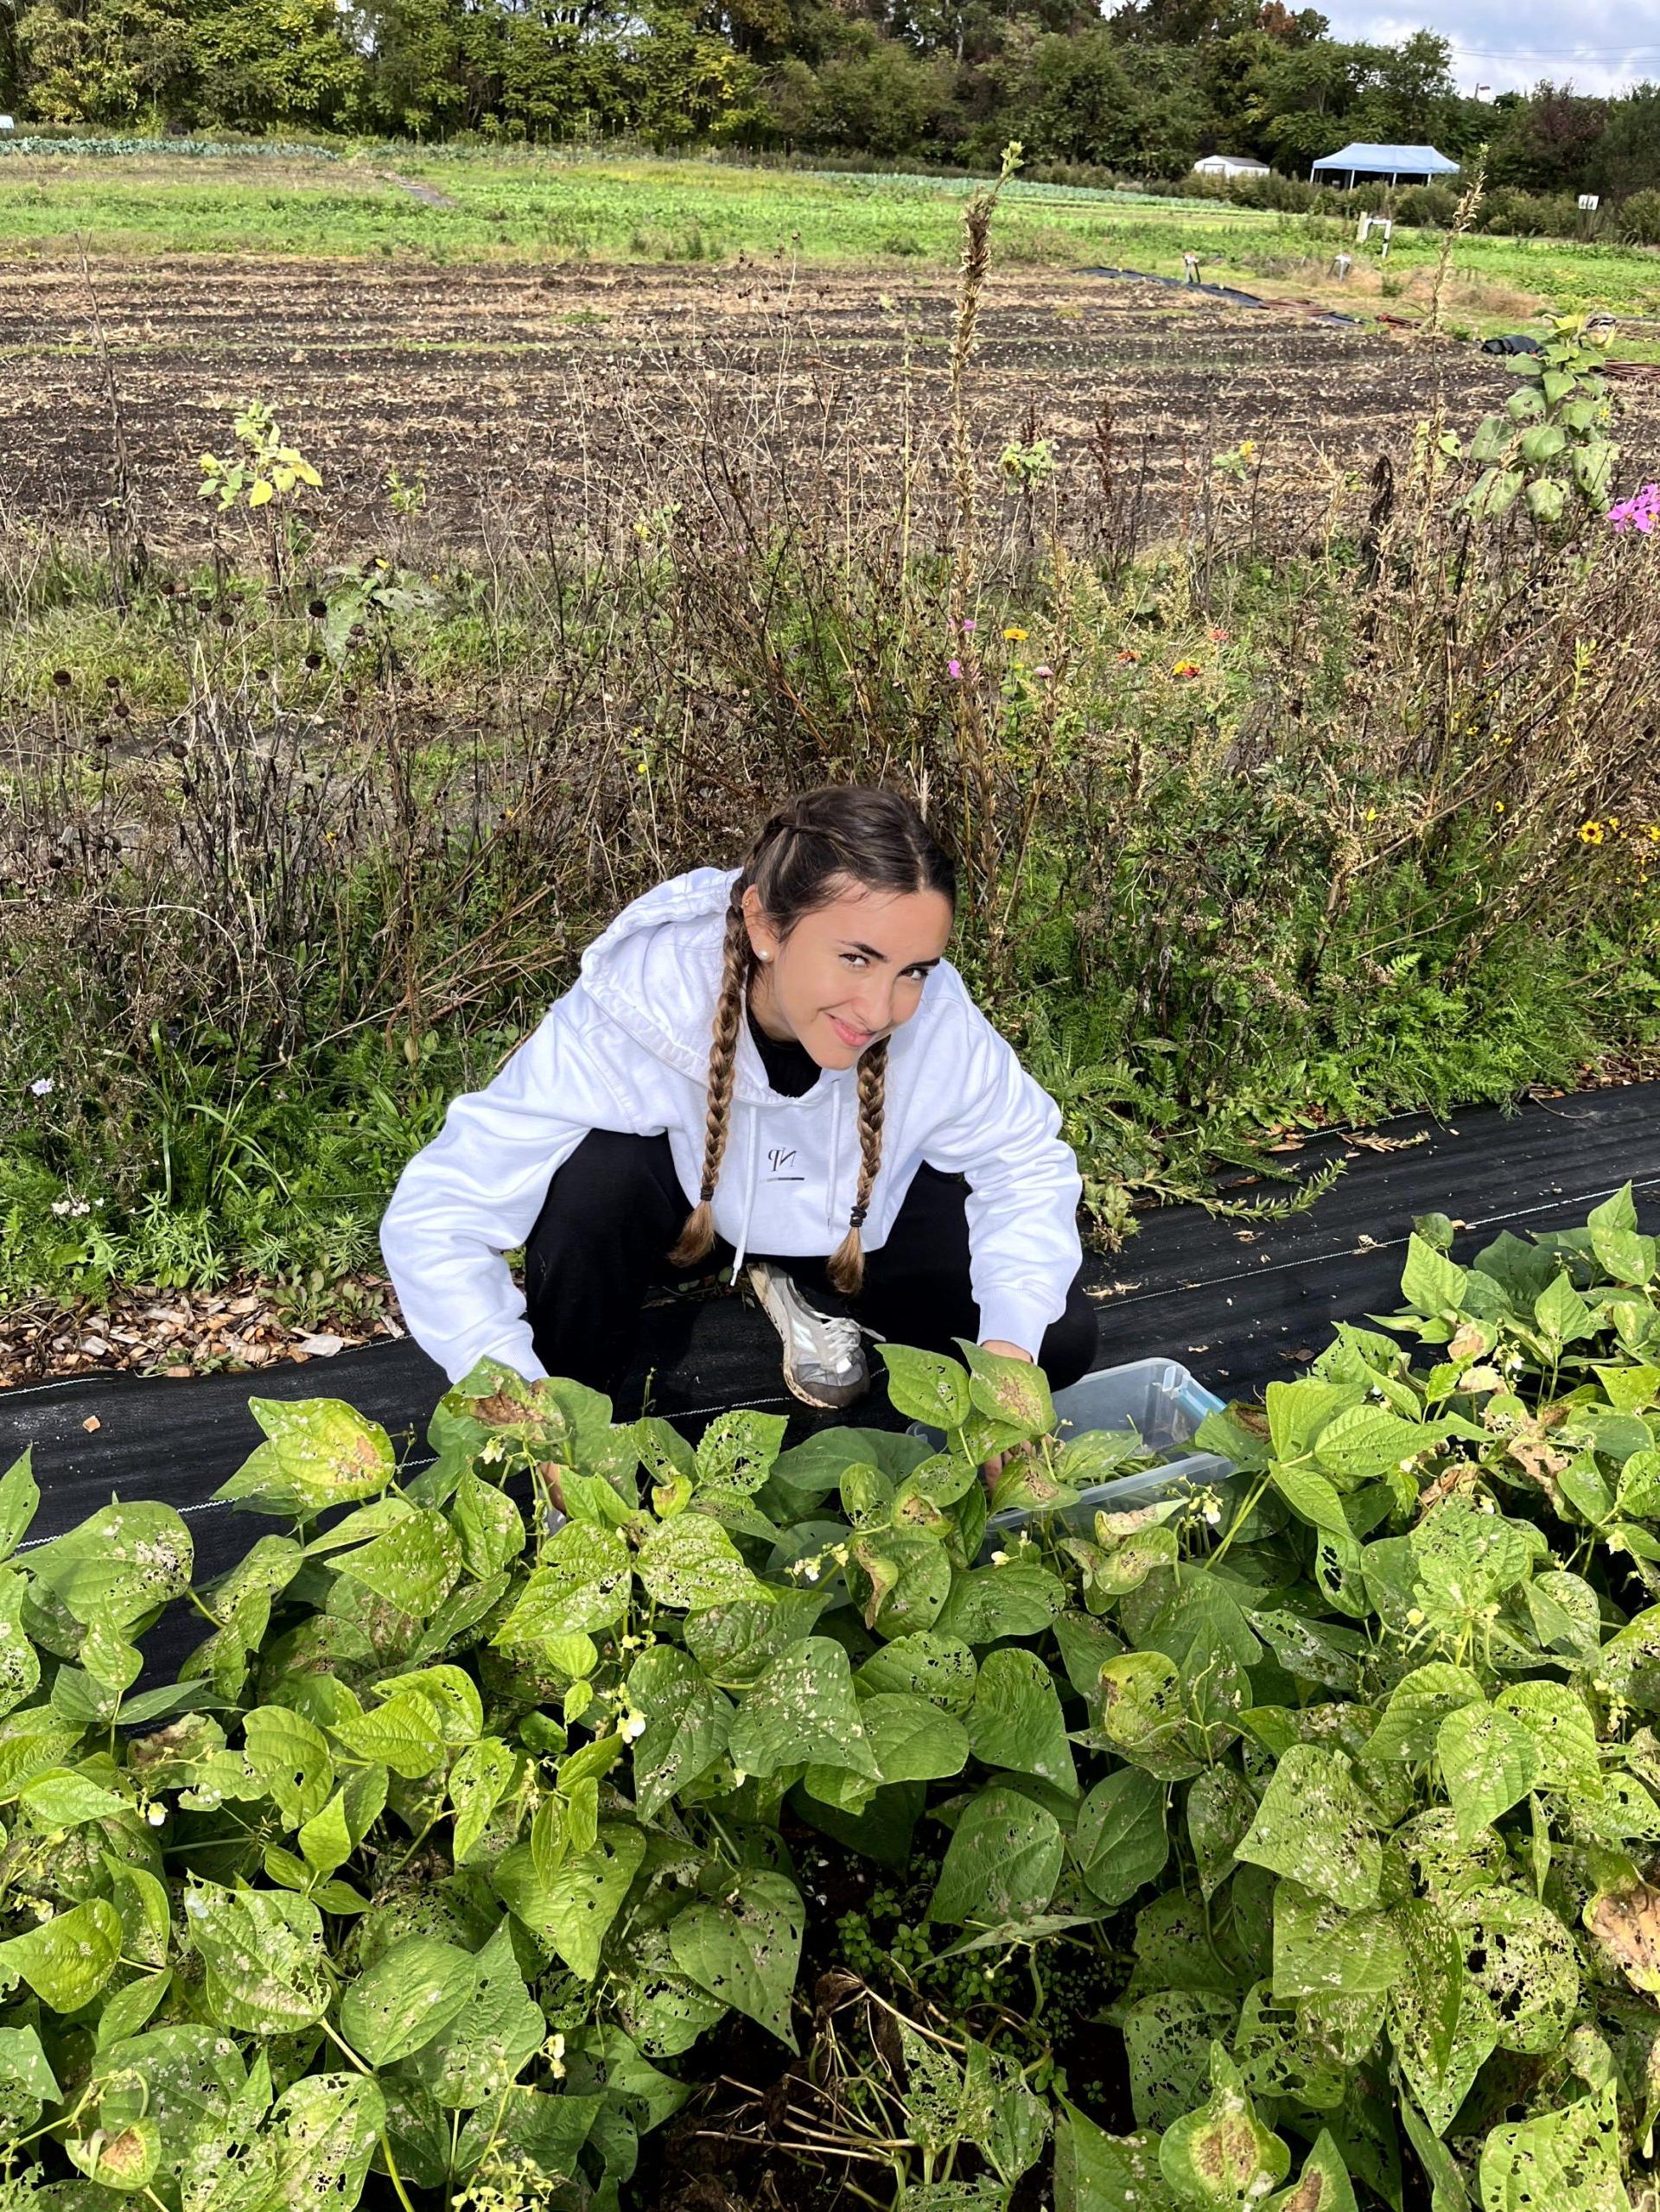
xmin=378 ymin=866 xmax=1083 ymax=1385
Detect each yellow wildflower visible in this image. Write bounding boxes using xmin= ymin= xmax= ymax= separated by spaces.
xmin=1580 ymin=822 xmax=1605 ymax=845
xmin=1002 ymin=626 xmax=1028 ymax=643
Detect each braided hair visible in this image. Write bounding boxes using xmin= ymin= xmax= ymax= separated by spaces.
xmin=668 ymin=785 xmax=956 ymax=1295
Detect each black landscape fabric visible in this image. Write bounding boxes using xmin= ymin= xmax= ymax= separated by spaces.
xmin=4 ymin=1079 xmax=1659 ymax=1608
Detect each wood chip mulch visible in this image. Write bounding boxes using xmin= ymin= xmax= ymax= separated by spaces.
xmin=0 ymin=1271 xmax=410 ymax=1392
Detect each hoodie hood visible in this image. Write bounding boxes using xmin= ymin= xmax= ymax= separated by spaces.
xmin=577 ymin=865 xmax=856 ymax=1108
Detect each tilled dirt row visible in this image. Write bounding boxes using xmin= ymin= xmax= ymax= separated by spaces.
xmin=3 ymin=258 xmax=1624 ymax=546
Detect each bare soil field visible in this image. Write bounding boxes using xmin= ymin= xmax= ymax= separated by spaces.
xmin=6 ymin=257 xmax=1651 ymax=544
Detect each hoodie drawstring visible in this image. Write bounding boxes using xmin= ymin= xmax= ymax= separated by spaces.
xmin=728 ymin=1103 xmax=763 ymax=1281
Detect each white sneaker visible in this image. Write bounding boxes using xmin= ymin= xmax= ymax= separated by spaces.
xmin=745 ymin=1261 xmax=878 ymax=1410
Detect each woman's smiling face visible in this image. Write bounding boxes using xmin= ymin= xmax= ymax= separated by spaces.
xmin=743 ymin=877 xmax=955 ymax=1070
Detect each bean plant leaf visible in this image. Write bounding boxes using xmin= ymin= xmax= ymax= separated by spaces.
xmin=855 ymin=1632 xmax=977 ymax=1713
xmin=728 ymin=1638 xmax=879 ymax=1780
xmin=223 ymin=1397 xmax=396 ymax=1512
xmin=405 ymin=1921 xmax=544 ymax=2108
xmin=668 ymin=1869 xmax=804 ymax=2047
xmin=1186 ymin=1766 xmax=1257 ymax=1900
xmin=627 ymin=1646 xmax=735 ymax=1820
xmin=684 ymin=1592 xmax=829 ymax=1688
xmin=1437 ymin=1702 xmax=1541 ymax=1845
xmin=966 ymin=1648 xmax=1076 ymax=1792
xmin=1266 ymin=2130 xmax=1359 ymax=2212
xmin=1055 ymin=2101 xmax=1172 ymax=2212
xmin=182 ymin=1885 xmax=330 ymax=2034
xmin=27 ymin=1501 xmax=194 ymax=1630
xmin=1159 ymin=2046 xmax=1290 ymax=2210
xmin=1075 ymin=1769 xmax=1169 ymax=1907
xmin=1364 ymin=1665 xmax=1485 ymax=1765
xmin=1476 ymin=2082 xmax=1629 ymax=2212
xmin=0 ymin=1454 xmax=40 ymax=1564
xmin=635 ymin=1514 xmax=764 ymax=1610
xmin=494 ymin=1823 xmax=646 ymax=1980
xmin=1236 ymin=1746 xmax=1381 ymax=1910
xmin=493 ymin=1524 xmax=631 ymax=1643
xmin=935 ymin=1561 xmax=1065 ymax=1643
xmin=272 ymin=2071 xmax=385 ymax=2209
xmin=1390 ymin=1900 xmax=1496 ymax=2136
xmin=881 ymin=1346 xmax=971 ymax=1431
xmin=331 ymin=1511 xmax=462 ymax=1619
xmin=1272 ymin=1881 xmax=1405 ymax=2000
xmin=339 ymin=1935 xmax=480 ymax=2067
xmin=0 ymin=1897 xmax=121 ymax=2011
xmin=860 ymin=1693 xmax=970 ymax=1783
xmin=929 ymin=1783 xmax=1065 ymax=1925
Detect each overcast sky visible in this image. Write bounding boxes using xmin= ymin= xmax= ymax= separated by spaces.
xmin=1320 ymin=1 xmax=1660 ymax=95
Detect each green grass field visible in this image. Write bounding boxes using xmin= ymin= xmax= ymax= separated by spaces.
xmin=1 ymin=145 xmax=1656 ymax=327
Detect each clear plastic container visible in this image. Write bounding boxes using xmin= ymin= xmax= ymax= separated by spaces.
xmin=910 ymin=1356 xmax=1241 ymax=1543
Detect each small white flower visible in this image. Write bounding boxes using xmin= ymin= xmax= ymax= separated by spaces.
xmin=800 ymin=1556 xmax=821 ymax=1583
xmin=50 ymin=1199 xmax=71 ymax=1217
xmin=29 ymin=1077 xmax=53 ymax=1096
xmin=620 ymin=1711 xmax=646 ymax=1742
xmin=146 ymin=1802 xmax=166 ymax=1827
xmin=1203 ymin=1503 xmax=1222 ymax=1526
xmin=990 ymin=1549 xmax=1008 ymax=1567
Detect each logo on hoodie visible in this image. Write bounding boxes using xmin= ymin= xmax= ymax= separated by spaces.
xmin=766 ymin=1146 xmax=805 ymax=1182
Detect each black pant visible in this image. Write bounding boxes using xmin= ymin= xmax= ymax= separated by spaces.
xmin=521 ymin=1129 xmax=1097 ymax=1403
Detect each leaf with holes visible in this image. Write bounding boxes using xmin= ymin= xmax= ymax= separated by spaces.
xmin=220 ymin=1397 xmax=396 ymax=1514
xmin=1390 ymin=1899 xmax=1495 ymax=2136
xmin=1186 ymin=1766 xmax=1257 ymax=1900
xmin=1158 ymin=2045 xmax=1289 ymax=2211
xmin=182 ymin=1885 xmax=329 ymax=2035
xmin=855 ymin=1632 xmax=977 ymax=1713
xmin=636 ymin=1514 xmax=764 ymax=1610
xmin=668 ymin=1870 xmax=804 ymax=2047
xmin=628 ymin=1646 xmax=734 ymax=1819
xmin=272 ymin=2071 xmax=385 ymax=2210
xmin=1478 ymin=2082 xmax=1628 ymax=2212
xmin=882 ymin=1345 xmax=972 ymax=1431
xmin=339 ymin=1935 xmax=480 ymax=2068
xmin=1492 ymin=1681 xmax=1601 ymax=1799
xmin=684 ymin=1592 xmax=829 ymax=1688
xmin=1055 ymin=2100 xmax=1173 ymax=2212
xmin=929 ymin=1783 xmax=1064 ymax=1926
xmin=493 ymin=1523 xmax=632 ymax=1644
xmin=406 ymin=1921 xmax=544 ymax=2109
xmin=494 ymin=1823 xmax=646 ymax=1980
xmin=957 ymin=1340 xmax=1056 ymax=1440
xmin=1075 ymin=1768 xmax=1168 ymax=1907
xmin=1437 ymin=1701 xmax=1541 ymax=1846
xmin=27 ymin=1501 xmax=194 ymax=1631
xmin=935 ymin=1561 xmax=1065 ymax=1643
xmin=1236 ymin=1746 xmax=1380 ymax=1911
xmin=728 ymin=1637 xmax=879 ymax=1781
xmin=331 ymin=1510 xmax=462 ymax=1620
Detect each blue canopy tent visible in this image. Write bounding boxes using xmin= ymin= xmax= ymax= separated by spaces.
xmin=1311 ymin=142 xmax=1460 ymax=188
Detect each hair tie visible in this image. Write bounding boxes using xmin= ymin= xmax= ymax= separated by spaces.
xmin=849 ymin=1203 xmax=868 ymax=1228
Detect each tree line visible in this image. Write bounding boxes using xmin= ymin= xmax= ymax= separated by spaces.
xmin=3 ymin=0 xmax=1659 ymax=205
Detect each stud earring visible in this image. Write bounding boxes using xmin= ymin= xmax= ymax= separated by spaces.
xmin=757 ymin=949 xmax=772 ymax=962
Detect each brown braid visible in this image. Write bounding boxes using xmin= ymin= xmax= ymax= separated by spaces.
xmin=667 ymin=786 xmax=955 ymax=1274
xmin=668 ymin=891 xmax=752 ymax=1268
xmin=827 ymin=1035 xmax=888 ymax=1295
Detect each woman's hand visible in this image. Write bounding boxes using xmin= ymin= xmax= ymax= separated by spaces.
xmin=978 ymin=1340 xmax=1035 ymax=1489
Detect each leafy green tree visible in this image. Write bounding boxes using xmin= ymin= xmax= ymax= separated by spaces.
xmin=189 ymin=0 xmax=362 ymax=127
xmin=14 ymin=0 xmax=194 ymax=124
